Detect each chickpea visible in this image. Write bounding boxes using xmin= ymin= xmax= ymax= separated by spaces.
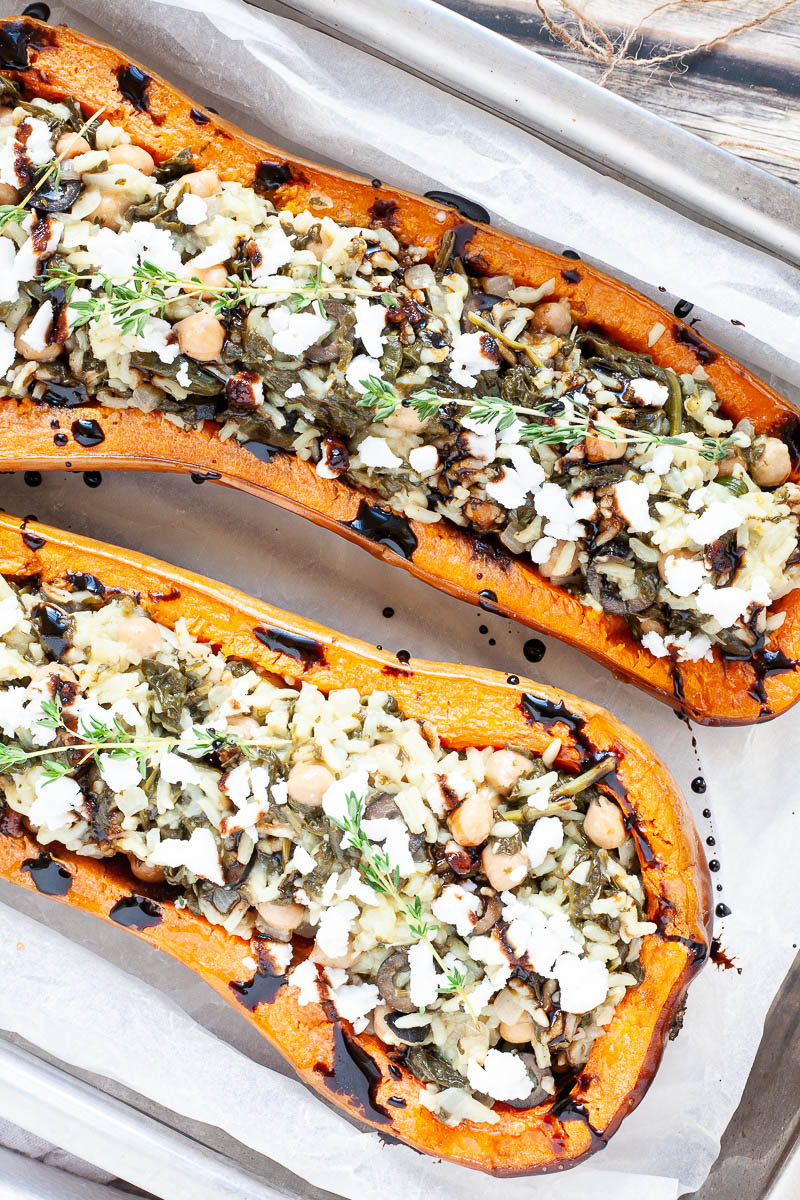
xmin=186 ymin=168 xmax=221 ymax=198
xmin=657 ymin=547 xmax=697 ymax=584
xmin=226 ymin=715 xmax=261 ymax=740
xmin=373 ymin=1004 xmax=403 ymax=1048
xmin=583 ymin=797 xmax=628 ymax=850
xmin=117 ymin=615 xmax=163 ymax=661
xmin=715 ymin=449 xmax=746 ymax=479
xmin=538 ymin=539 xmax=580 ymax=582
xmin=174 ymin=312 xmax=226 ymax=362
xmin=499 ymin=1012 xmax=536 ymax=1043
xmin=55 ymin=132 xmax=91 ymax=160
xmin=481 ymin=843 xmax=528 ymax=891
xmin=485 ymin=748 xmax=531 ymax=794
xmin=28 ymin=662 xmax=78 ymax=689
xmin=91 ymin=192 xmax=132 ymax=230
xmin=533 ymin=299 xmax=572 ymax=337
xmin=638 ymin=617 xmax=666 ymax=637
xmin=586 ymin=430 xmax=626 ymax=462
xmin=0 ymin=107 xmax=15 ymax=128
xmin=385 ymin=403 xmax=428 ymax=433
xmin=287 ymin=761 xmax=335 ymax=808
xmin=447 ymin=792 xmax=494 ymax=847
xmin=184 ymin=261 xmax=229 ymax=299
xmin=107 ymin=143 xmax=156 ymax=175
xmin=257 ymin=901 xmax=305 ymax=932
xmin=309 ymin=938 xmax=358 ymax=968
xmin=0 ymin=182 xmax=18 ymax=205
xmin=14 ymin=317 xmax=62 ymax=362
xmin=129 ymin=856 xmax=166 ymax=884
xmin=751 ymin=437 xmax=791 ymax=488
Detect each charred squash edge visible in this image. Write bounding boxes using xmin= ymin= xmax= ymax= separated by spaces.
xmin=1 ymin=15 xmax=798 ymax=724
xmin=0 ymin=510 xmax=711 ymax=1175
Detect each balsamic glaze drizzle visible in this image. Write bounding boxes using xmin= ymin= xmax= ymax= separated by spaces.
xmin=116 ymin=64 xmax=152 ymax=112
xmin=254 ymin=626 xmax=326 ymax=669
xmin=109 ymin=895 xmax=163 ymax=929
xmin=314 ymin=1022 xmax=391 ymax=1125
xmin=344 ymin=501 xmax=418 ymax=559
xmin=21 ymin=853 xmax=72 ymax=895
xmin=423 ymin=191 xmax=490 ymax=224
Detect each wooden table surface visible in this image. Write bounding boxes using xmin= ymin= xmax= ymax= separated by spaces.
xmin=442 ymin=0 xmax=800 ymax=186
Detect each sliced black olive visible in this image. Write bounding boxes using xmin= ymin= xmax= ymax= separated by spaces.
xmin=502 ymin=1053 xmax=550 ymax=1109
xmin=26 ymin=178 xmax=83 ymax=214
xmin=208 ymin=885 xmax=242 ymax=915
xmin=471 ymin=894 xmax=502 ymax=936
xmin=586 ymin=553 xmax=657 ymax=616
xmin=224 ymin=843 xmax=257 ymax=888
xmin=376 ymin=950 xmax=416 ymax=1013
xmin=384 ymin=1012 xmax=428 ymax=1044
xmin=364 ymin=792 xmax=402 ymax=821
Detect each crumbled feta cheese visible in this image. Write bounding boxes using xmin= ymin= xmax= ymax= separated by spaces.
xmin=0 ymin=117 xmax=53 ymax=188
xmin=535 ymin=483 xmax=596 ymax=540
xmin=29 ymin=774 xmax=82 ymax=831
xmin=23 ymin=302 xmax=55 ymax=355
xmin=686 ymin=502 xmax=740 ymax=546
xmin=137 ymin=316 xmax=180 ymax=364
xmin=322 ymin=769 xmax=369 ymax=827
xmin=466 ymin=1049 xmax=531 ymax=1102
xmin=176 ymin=192 xmax=208 ymax=225
xmin=642 ymin=629 xmax=713 ymax=663
xmin=501 ymin=894 xmax=581 ymax=974
xmin=190 ymin=239 xmax=234 ymax=269
xmin=357 ymin=435 xmax=402 ymax=469
xmin=613 ymin=479 xmax=653 ymax=533
xmin=0 ymin=242 xmax=18 ymax=306
xmin=432 ymin=884 xmax=481 ymax=937
xmin=285 ymin=382 xmax=304 ymax=399
xmin=696 ymin=577 xmax=771 ymax=627
xmin=287 ymin=845 xmax=316 ymax=875
xmin=345 ymin=353 xmax=382 ymax=394
xmin=150 ymin=827 xmax=224 ymax=884
xmin=98 ymin=752 xmax=141 ymax=793
xmin=271 ymin=780 xmax=289 ymax=805
xmin=14 ymin=216 xmax=63 ymax=286
xmin=361 ymin=816 xmax=416 ymax=876
xmin=649 ymin=445 xmax=674 ymax=475
xmin=507 ymin=444 xmax=545 ymax=491
xmin=353 ymin=297 xmax=387 ymax=358
xmin=224 ymin=761 xmax=252 ymax=808
xmin=461 ymin=426 xmax=497 ymax=464
xmin=270 ymin=306 xmax=331 ymax=356
xmin=0 ymin=685 xmax=27 ymax=736
xmin=408 ymin=445 xmax=438 ymax=476
xmin=530 ymin=536 xmax=556 ymax=565
xmin=160 ymin=751 xmax=203 ymax=787
xmin=663 ymin=554 xmax=706 ymax=597
xmin=641 ymin=630 xmax=668 ymax=658
xmin=329 ymin=980 xmax=381 ymax=1027
xmin=408 ymin=940 xmax=439 ymax=1008
xmin=288 ymin=959 xmax=320 ymax=1005
xmin=628 ymin=377 xmax=668 ymax=407
xmin=250 ymin=220 xmax=295 ymax=282
xmin=526 ymin=816 xmax=564 ymax=868
xmin=315 ymin=900 xmax=358 ymax=959
xmin=553 ymin=953 xmax=610 ymax=1014
xmin=449 ymin=332 xmax=498 ymax=386
xmin=0 ymin=594 xmax=23 ymax=636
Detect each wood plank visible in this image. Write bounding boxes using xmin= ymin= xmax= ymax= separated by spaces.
xmin=441 ymin=0 xmax=800 ymax=184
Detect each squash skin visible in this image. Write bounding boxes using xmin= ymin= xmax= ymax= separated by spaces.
xmin=0 ymin=511 xmax=711 ymax=1174
xmin=1 ymin=17 xmax=797 ymax=724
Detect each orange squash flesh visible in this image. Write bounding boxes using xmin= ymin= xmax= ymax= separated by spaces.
xmin=1 ymin=16 xmax=796 ymax=726
xmin=0 ymin=511 xmax=711 ymax=1174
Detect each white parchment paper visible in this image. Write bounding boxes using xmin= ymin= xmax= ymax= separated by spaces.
xmin=0 ymin=1 xmax=799 ymax=1196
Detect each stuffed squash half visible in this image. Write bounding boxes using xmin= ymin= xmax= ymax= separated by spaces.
xmin=0 ymin=16 xmax=798 ymax=723
xmin=0 ymin=512 xmax=710 ymax=1173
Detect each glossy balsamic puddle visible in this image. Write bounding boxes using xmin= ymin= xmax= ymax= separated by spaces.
xmin=21 ymin=853 xmax=72 ymax=895
xmin=254 ymin=626 xmax=326 ymax=669
xmin=109 ymin=895 xmax=163 ymax=929
xmin=343 ymin=501 xmax=418 ymax=559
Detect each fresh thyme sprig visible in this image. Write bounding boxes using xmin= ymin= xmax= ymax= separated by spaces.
xmin=330 ymin=791 xmax=476 ymax=1020
xmin=357 ymin=383 xmax=738 ymax=462
xmin=0 ymin=693 xmax=273 ymax=783
xmin=43 ymin=258 xmax=391 ymax=337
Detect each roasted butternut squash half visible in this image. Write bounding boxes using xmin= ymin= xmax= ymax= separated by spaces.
xmin=0 ymin=511 xmax=710 ymax=1174
xmin=0 ymin=15 xmax=798 ymax=724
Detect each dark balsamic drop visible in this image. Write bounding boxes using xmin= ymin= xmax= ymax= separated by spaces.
xmin=71 ymin=417 xmax=105 ymax=447
xmin=451 ymin=223 xmax=477 ymax=259
xmin=254 ymin=160 xmax=293 ymax=193
xmin=109 ymin=895 xmax=163 ymax=929
xmin=382 ymin=607 xmax=394 ymax=618
xmin=562 ymin=249 xmax=582 ymax=260
xmin=34 ymin=602 xmax=71 ymax=659
xmin=673 ymin=299 xmax=694 ymax=319
xmin=706 ymin=836 xmax=715 ymax=847
xmin=708 ymin=859 xmax=721 ymax=872
xmin=315 ymin=1023 xmax=391 ymax=1124
xmin=387 ymin=1096 xmax=406 ymax=1108
xmin=387 ymin=1063 xmax=402 ymax=1081
xmin=23 ymin=471 xmax=42 ymax=487
xmin=715 ymin=903 xmax=732 ymax=918
xmin=83 ymin=472 xmax=102 ymax=488
xmin=22 ymin=3 xmax=50 ymax=20
xmin=523 ymin=638 xmax=546 ymax=663
xmin=54 ymin=432 xmax=68 ymax=447
xmin=254 ymin=626 xmax=325 ymax=669
xmin=116 ymin=64 xmax=152 ymax=111
xmin=371 ymin=179 xmax=382 ymax=188
xmin=479 ymin=624 xmax=488 ymax=635
xmin=229 ymin=968 xmax=286 ymax=1011
xmin=488 ymin=638 xmax=496 ymax=646
xmin=189 ymin=107 xmax=210 ymax=125
xmin=702 ymin=808 xmax=712 ymax=819
xmin=21 ymin=529 xmax=45 ymax=551
xmin=190 ymin=470 xmax=221 ymax=484
xmin=672 ymin=324 xmax=717 ymax=364
xmin=691 ymin=777 xmax=707 ymax=794
xmin=561 ymin=269 xmax=582 ymax=284
xmin=41 ymin=380 xmax=89 ymax=407
xmin=21 ymin=854 xmax=72 ymax=896
xmin=66 ymin=571 xmax=106 ymax=597
xmin=423 ymin=191 xmax=490 ymax=224
xmin=506 ymin=675 xmax=519 ymax=686
xmin=478 ymin=588 xmax=500 ymax=613
xmin=344 ymin=501 xmax=418 ymax=559
xmin=396 ymin=649 xmax=411 ymax=666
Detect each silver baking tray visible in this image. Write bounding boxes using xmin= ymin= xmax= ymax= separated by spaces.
xmin=0 ymin=1 xmax=798 ymax=1197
